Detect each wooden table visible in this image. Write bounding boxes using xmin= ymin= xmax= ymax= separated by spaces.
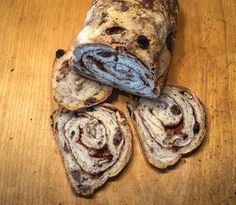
xmin=0 ymin=0 xmax=235 ymax=204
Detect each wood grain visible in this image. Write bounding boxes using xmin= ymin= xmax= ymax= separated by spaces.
xmin=0 ymin=0 xmax=235 ymax=204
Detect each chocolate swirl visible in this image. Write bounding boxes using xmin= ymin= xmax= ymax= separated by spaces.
xmin=51 ymin=104 xmax=132 ymax=196
xmin=52 ymin=50 xmax=112 ymax=110
xmin=129 ymin=85 xmax=206 ymax=169
xmin=72 ymin=0 xmax=178 ymax=98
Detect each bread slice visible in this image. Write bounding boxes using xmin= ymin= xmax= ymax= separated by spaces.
xmin=50 ymin=104 xmax=132 ymax=196
xmin=128 ymin=85 xmax=206 ymax=169
xmin=52 ymin=49 xmax=112 ymax=110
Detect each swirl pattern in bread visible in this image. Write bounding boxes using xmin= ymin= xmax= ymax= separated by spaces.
xmin=51 ymin=104 xmax=132 ymax=196
xmin=128 ymin=85 xmax=206 ymax=169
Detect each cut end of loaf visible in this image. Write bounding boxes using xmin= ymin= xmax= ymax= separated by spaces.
xmin=73 ymin=43 xmax=161 ymax=98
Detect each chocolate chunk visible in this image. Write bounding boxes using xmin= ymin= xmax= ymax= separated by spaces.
xmin=105 ymin=26 xmax=126 ymax=35
xmin=62 ymin=60 xmax=69 ymax=68
xmin=71 ymin=131 xmax=75 ymax=139
xmin=98 ymin=141 xmax=102 ymax=145
xmin=170 ymin=105 xmax=182 ymax=115
xmin=87 ymin=107 xmax=95 ymax=112
xmin=137 ymin=35 xmax=150 ymax=49
xmin=172 ymin=146 xmax=181 ymax=152
xmin=182 ymin=134 xmax=188 ymax=140
xmin=57 ymin=60 xmax=71 ymax=81
xmin=193 ymin=122 xmax=200 ymax=134
xmin=56 ymin=49 xmax=66 ymax=59
xmin=99 ymin=12 xmax=108 ymax=25
xmin=145 ymin=73 xmax=151 ymax=79
xmin=71 ymin=170 xmax=81 ymax=182
xmin=166 ymin=33 xmax=174 ymax=51
xmin=79 ymin=128 xmax=83 ymax=135
xmin=85 ymin=97 xmax=97 ymax=105
xmin=87 ymin=56 xmax=106 ymax=71
xmin=121 ymin=3 xmax=129 ymax=12
xmin=97 ymin=51 xmax=113 ymax=57
xmin=54 ymin=122 xmax=58 ymax=132
xmin=113 ymin=129 xmax=123 ymax=146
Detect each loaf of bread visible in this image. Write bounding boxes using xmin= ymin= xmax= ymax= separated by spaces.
xmin=52 ymin=49 xmax=112 ymax=110
xmin=72 ymin=0 xmax=178 ymax=98
xmin=51 ymin=104 xmax=132 ymax=196
xmin=128 ymin=85 xmax=206 ymax=169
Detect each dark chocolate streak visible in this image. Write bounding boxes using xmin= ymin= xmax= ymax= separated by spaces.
xmin=105 ymin=26 xmax=126 ymax=35
xmin=193 ymin=122 xmax=200 ymax=134
xmin=87 ymin=56 xmax=106 ymax=71
xmin=192 ymin=111 xmax=200 ymax=134
xmin=166 ymin=32 xmax=174 ymax=51
xmin=97 ymin=51 xmax=113 ymax=57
